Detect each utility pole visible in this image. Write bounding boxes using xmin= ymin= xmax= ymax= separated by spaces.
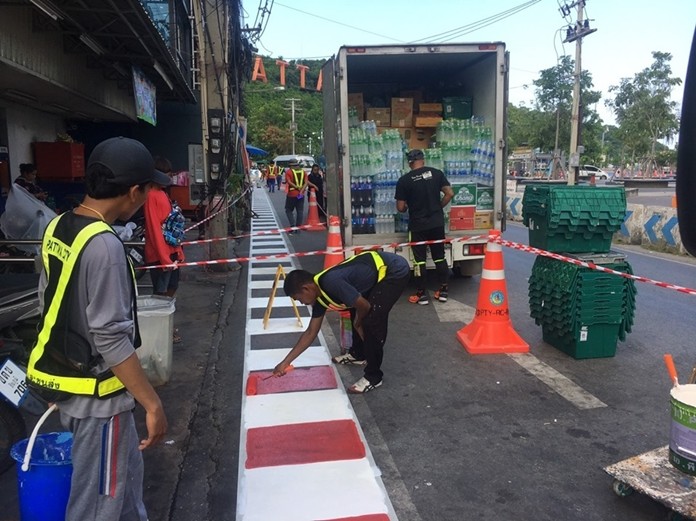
xmin=286 ymin=98 xmax=301 ymax=154
xmin=560 ymin=0 xmax=596 ymax=185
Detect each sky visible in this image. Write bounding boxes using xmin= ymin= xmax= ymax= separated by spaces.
xmin=240 ymin=0 xmax=695 ymax=126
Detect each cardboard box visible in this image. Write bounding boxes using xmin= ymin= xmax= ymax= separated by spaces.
xmin=400 ymin=90 xmax=424 ymax=108
xmin=449 ymin=205 xmax=476 ymax=220
xmin=414 ymin=115 xmax=443 ymax=128
xmin=451 ymin=183 xmax=477 ymax=206
xmin=409 ymin=128 xmax=435 ymax=150
xmin=366 ymin=108 xmax=391 ymax=127
xmin=348 ymin=92 xmax=364 ymax=120
xmin=419 ymin=103 xmax=443 ymax=114
xmin=474 ymin=211 xmax=493 ymax=229
xmin=476 ymin=187 xmax=494 ymax=210
xmin=449 ymin=217 xmax=475 ymax=231
xmin=391 ymin=97 xmax=414 ymax=127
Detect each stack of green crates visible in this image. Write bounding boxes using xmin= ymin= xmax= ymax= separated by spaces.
xmin=528 ymin=253 xmax=637 ymax=359
xmin=522 ymin=185 xmax=626 ymax=253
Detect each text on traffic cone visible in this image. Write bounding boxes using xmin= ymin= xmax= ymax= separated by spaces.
xmin=456 ymin=230 xmax=529 ymax=354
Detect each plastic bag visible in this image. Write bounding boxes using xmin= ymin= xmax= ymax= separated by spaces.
xmin=0 ymin=184 xmax=57 ymax=254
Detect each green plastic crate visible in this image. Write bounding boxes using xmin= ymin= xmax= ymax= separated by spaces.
xmin=542 ymin=323 xmax=620 ymax=359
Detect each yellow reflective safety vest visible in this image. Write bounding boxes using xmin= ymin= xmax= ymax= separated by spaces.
xmin=290 ymin=168 xmax=305 ymax=188
xmin=313 ymin=251 xmax=387 ymax=311
xmin=27 ymin=213 xmax=140 ymax=400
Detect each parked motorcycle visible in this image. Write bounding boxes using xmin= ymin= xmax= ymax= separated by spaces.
xmin=0 ymin=274 xmax=47 ymax=474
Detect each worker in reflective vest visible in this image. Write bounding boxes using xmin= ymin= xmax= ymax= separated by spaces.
xmin=274 ymin=251 xmax=410 ymax=393
xmin=284 ymin=160 xmax=308 ymax=233
xmin=266 ymin=163 xmax=277 ymax=192
xmin=27 ymin=137 xmax=170 ymax=521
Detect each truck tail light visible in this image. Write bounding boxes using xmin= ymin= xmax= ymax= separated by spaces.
xmin=464 ymin=244 xmax=485 ymax=256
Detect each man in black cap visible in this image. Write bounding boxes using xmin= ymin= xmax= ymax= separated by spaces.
xmin=27 ymin=136 xmax=169 ymax=520
xmin=395 ymin=149 xmax=454 ymax=305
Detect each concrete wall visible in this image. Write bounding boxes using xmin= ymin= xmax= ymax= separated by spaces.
xmin=505 ymin=191 xmax=686 ymax=255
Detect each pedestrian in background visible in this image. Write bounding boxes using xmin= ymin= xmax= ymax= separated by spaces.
xmin=144 ymin=156 xmax=185 ymax=343
xmin=396 ymin=149 xmax=454 ymax=305
xmin=15 ymin=163 xmax=48 ymax=202
xmin=308 ymin=163 xmax=326 ymax=223
xmin=267 ymin=165 xmax=277 ymax=193
xmin=284 ymin=159 xmax=308 ymax=233
xmin=27 ymin=136 xmax=169 ymax=521
xmin=274 ymin=251 xmax=410 ymax=393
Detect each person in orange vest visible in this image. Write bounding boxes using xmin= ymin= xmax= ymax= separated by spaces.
xmin=266 ymin=163 xmax=277 ymax=193
xmin=284 ymin=159 xmax=308 ymax=233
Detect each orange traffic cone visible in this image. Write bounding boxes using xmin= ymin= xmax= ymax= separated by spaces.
xmin=456 ymin=230 xmax=529 ymax=354
xmin=324 ymin=215 xmax=345 ymax=270
xmin=305 ymin=188 xmax=324 ymax=231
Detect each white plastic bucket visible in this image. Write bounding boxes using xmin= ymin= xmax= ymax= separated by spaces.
xmin=136 ymin=296 xmax=176 ymax=386
xmin=669 ymin=384 xmax=696 ymax=475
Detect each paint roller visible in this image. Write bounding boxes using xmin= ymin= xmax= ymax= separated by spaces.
xmin=246 ymin=365 xmax=295 ymax=396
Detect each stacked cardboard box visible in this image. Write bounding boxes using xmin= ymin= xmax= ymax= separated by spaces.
xmin=391 ymin=97 xmax=414 ymax=128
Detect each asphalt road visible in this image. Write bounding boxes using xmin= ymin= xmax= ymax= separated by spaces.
xmin=1 ymin=187 xmax=693 ymax=521
xmin=260 ymin=189 xmax=696 ymax=521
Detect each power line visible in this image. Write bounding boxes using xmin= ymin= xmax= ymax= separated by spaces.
xmin=274 ymin=2 xmax=405 ymax=43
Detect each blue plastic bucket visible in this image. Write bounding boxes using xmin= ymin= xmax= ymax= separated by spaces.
xmin=10 ymin=432 xmax=73 ymax=521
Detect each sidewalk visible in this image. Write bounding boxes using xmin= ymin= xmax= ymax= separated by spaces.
xmin=0 ymin=232 xmax=240 ymax=521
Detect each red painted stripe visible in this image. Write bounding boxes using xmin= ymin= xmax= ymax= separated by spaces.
xmin=110 ymin=414 xmax=120 ymax=497
xmin=245 ymin=419 xmax=365 ymax=469
xmin=316 ymin=514 xmax=389 ymax=521
xmin=247 ymin=366 xmax=337 ymax=396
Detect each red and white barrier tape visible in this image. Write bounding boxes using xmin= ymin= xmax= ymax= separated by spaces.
xmin=140 ymin=235 xmax=487 ymax=271
xmin=494 ymin=236 xmax=696 ymax=296
xmin=180 ymin=222 xmax=326 ymax=246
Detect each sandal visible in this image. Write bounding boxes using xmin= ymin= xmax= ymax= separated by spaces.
xmin=173 ymin=328 xmax=182 ymax=344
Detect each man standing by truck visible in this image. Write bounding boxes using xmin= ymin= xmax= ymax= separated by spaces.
xmin=396 ymin=149 xmax=454 ymax=305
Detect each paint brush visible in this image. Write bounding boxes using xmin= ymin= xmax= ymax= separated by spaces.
xmin=664 ymin=354 xmax=679 ymax=387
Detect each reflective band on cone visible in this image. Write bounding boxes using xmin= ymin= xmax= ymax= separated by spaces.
xmin=305 ymin=188 xmax=324 ymax=231
xmin=456 ymin=229 xmax=529 ymax=354
xmin=324 ymin=215 xmax=345 ymax=270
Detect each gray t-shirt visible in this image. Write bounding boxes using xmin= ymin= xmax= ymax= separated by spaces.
xmin=38 ymin=220 xmax=137 ymax=418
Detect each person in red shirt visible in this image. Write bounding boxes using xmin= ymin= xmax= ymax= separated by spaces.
xmin=284 ymin=160 xmax=308 ymax=234
xmin=144 ymin=157 xmax=185 ymax=342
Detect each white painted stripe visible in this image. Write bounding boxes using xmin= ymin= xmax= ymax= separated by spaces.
xmin=433 ymin=297 xmax=476 ymax=323
xmin=246 ymin=346 xmax=330 ymax=371
xmin=481 ymin=268 xmax=506 ymax=280
xmin=247 ymin=317 xmax=308 ymax=334
xmin=249 ymin=248 xmax=287 ymax=255
xmin=241 ymin=460 xmax=389 ymax=521
xmin=244 ymin=389 xmax=352 ymax=428
xmin=508 ymin=353 xmax=607 ymax=410
xmin=249 ymin=296 xmax=295 ymax=308
xmin=249 ymin=280 xmax=276 ymax=289
xmin=248 ymin=267 xmax=290 ymax=276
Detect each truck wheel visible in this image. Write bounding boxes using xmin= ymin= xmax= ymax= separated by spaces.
xmin=0 ymin=400 xmax=26 ymax=475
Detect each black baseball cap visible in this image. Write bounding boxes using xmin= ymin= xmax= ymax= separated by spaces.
xmin=407 ymin=149 xmax=424 ymax=162
xmin=88 ymin=137 xmax=171 ymax=187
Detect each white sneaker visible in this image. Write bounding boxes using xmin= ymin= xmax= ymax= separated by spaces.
xmin=348 ymin=377 xmax=382 ymax=394
xmin=332 ymin=353 xmax=367 ymax=366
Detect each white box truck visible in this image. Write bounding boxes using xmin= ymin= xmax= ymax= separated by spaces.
xmin=321 ymin=43 xmax=508 ymax=275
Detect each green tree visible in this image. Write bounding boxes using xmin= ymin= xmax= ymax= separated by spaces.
xmin=532 ymin=55 xmax=602 ymax=164
xmin=606 ymin=51 xmax=681 ymax=169
xmin=242 ymin=57 xmax=325 ymax=158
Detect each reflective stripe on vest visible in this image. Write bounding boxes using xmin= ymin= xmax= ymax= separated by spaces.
xmin=291 ymin=168 xmax=305 ymax=188
xmin=313 ymin=251 xmax=387 ymax=311
xmin=27 ymin=214 xmax=131 ymax=398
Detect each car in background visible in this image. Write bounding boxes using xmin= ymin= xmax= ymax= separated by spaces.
xmin=577 ymin=164 xmax=610 ymax=180
xmin=272 ymin=154 xmax=316 ymax=176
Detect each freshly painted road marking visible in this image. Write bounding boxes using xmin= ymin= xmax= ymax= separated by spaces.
xmin=508 ymin=353 xmax=607 ymax=409
xmin=246 ymin=346 xmax=330 ymax=371
xmin=244 ymin=389 xmax=353 ymax=429
xmin=433 ymin=297 xmax=475 ymax=323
